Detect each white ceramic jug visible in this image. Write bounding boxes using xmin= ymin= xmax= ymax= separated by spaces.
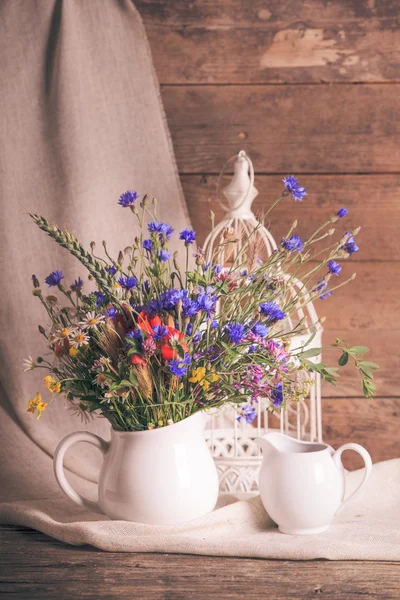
xmin=256 ymin=432 xmax=372 ymax=535
xmin=53 ymin=411 xmax=219 ymax=525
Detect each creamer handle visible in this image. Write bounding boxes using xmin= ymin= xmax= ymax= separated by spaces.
xmin=53 ymin=431 xmax=109 ymax=514
xmin=333 ymin=443 xmax=372 ymax=512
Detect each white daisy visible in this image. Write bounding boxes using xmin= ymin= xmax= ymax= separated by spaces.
xmin=80 ymin=312 xmax=105 ymax=331
xmin=70 ymin=330 xmax=90 ymax=348
xmin=23 ymin=356 xmax=35 ymax=372
xmin=92 ymin=372 xmax=110 ymax=388
xmin=100 ymin=392 xmax=115 ymax=404
xmin=54 ymin=327 xmax=75 ymax=342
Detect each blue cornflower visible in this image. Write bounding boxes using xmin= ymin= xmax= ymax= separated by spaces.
xmin=142 ymin=239 xmax=153 ymax=252
xmin=283 ymin=176 xmax=307 ymax=201
xmin=94 ymin=291 xmax=105 ymax=307
xmin=45 ymin=270 xmax=64 ymax=287
xmin=118 ymin=276 xmax=138 ymax=290
xmin=252 ymin=322 xmax=269 ymax=338
xmin=142 ymin=280 xmax=150 ymax=294
xmin=313 ymin=280 xmax=328 ymax=293
xmin=157 ymin=250 xmax=171 ymax=263
xmin=106 ymin=306 xmax=116 ymax=318
xmin=195 ymin=289 xmax=217 ymax=315
xmin=105 ymin=265 xmax=117 ymax=276
xmin=259 ymin=301 xmax=286 ymax=321
xmin=118 ymin=190 xmax=139 ymax=207
xmin=342 ymin=234 xmax=360 ymax=255
xmin=71 ymin=277 xmax=83 ymax=291
xmin=328 ymin=260 xmax=342 ymax=276
xmin=240 ymin=269 xmax=248 ymax=277
xmin=126 ymin=329 xmax=143 ymax=343
xmin=169 ymin=355 xmax=191 ymax=378
xmin=193 ymin=332 xmax=202 ymax=344
xmin=148 ymin=221 xmax=174 ymax=240
xmin=320 ymin=291 xmax=333 ymax=300
xmin=226 ymin=322 xmax=245 ymax=344
xmin=282 ymin=235 xmax=304 ymax=253
xmin=146 ymin=298 xmax=163 ymax=316
xmin=210 ymin=319 xmax=219 ymax=330
xmin=179 ymin=228 xmax=196 ymax=245
xmin=337 ymin=207 xmax=348 ymax=218
xmin=237 ymin=404 xmax=257 ymax=424
xmin=271 ymin=383 xmax=283 ymax=407
xmin=151 ymin=325 xmax=169 ymax=341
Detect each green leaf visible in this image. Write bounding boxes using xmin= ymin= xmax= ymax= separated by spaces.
xmin=338 ymin=352 xmax=349 ymax=367
xmin=348 ymin=346 xmax=369 ymax=355
xmin=359 ymin=367 xmax=373 ymax=379
xmin=176 ymin=344 xmax=185 ymax=359
xmin=299 ymin=347 xmax=322 ymax=359
xmin=358 ymin=361 xmax=380 ymax=370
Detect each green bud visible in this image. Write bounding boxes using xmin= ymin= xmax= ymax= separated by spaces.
xmin=118 ymin=251 xmax=124 ymax=265
xmin=32 ymin=274 xmax=40 ymax=288
xmin=32 ymin=289 xmax=42 ymax=296
xmin=38 ymin=325 xmax=46 ymax=335
xmin=36 ymin=357 xmax=44 ymax=363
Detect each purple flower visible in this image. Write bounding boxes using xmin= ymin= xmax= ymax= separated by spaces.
xmin=271 ymin=383 xmax=283 ymax=407
xmin=252 ymin=322 xmax=269 ymax=338
xmin=118 ymin=276 xmax=138 ymax=290
xmin=148 ymin=221 xmax=174 ymax=240
xmin=313 ymin=280 xmax=327 ymax=293
xmin=151 ymin=325 xmax=169 ymax=341
xmin=118 ymin=190 xmax=139 ymax=207
xmin=210 ymin=319 xmax=219 ymax=330
xmin=179 ymin=228 xmax=196 ymax=245
xmin=157 ymin=250 xmax=170 ymax=263
xmin=282 ymin=235 xmax=304 ymax=253
xmin=226 ymin=322 xmax=245 ymax=344
xmin=94 ymin=291 xmax=105 ymax=307
xmin=341 ymin=234 xmax=360 ymax=255
xmin=193 ymin=332 xmax=202 ymax=345
xmin=71 ymin=277 xmax=83 ymax=291
xmin=259 ymin=301 xmax=286 ymax=321
xmin=320 ymin=291 xmax=333 ymax=300
xmin=169 ymin=355 xmax=191 ymax=378
xmin=142 ymin=337 xmax=156 ymax=358
xmin=105 ymin=265 xmax=117 ymax=276
xmin=337 ymin=207 xmax=348 ymax=218
xmin=45 ymin=270 xmax=64 ymax=287
xmin=195 ymin=292 xmax=217 ymax=316
xmin=236 ymin=404 xmax=257 ymax=424
xmin=106 ymin=306 xmax=116 ymax=318
xmin=283 ymin=176 xmax=307 ymax=201
xmin=126 ymin=329 xmax=143 ymax=344
xmin=142 ymin=239 xmax=153 ymax=252
xmin=328 ymin=260 xmax=342 ymax=276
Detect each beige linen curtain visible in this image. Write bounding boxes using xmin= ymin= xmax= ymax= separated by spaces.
xmin=0 ymin=0 xmax=191 ymax=495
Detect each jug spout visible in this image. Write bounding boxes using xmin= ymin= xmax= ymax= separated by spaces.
xmin=255 ymin=432 xmax=285 ymax=456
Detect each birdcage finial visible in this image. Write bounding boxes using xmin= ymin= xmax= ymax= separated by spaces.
xmin=217 ymin=150 xmax=259 ymax=219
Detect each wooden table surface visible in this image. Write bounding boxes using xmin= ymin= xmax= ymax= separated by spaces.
xmin=0 ymin=526 xmax=399 ymax=600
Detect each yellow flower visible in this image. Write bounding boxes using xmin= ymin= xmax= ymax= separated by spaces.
xmin=189 ymin=367 xmax=206 ymax=383
xmin=210 ymin=373 xmax=219 ymax=382
xmin=201 ymin=380 xmax=210 ymax=391
xmin=27 ymin=392 xmax=48 ymax=419
xmin=43 ymin=375 xmax=61 ymax=394
xmin=69 ymin=347 xmax=78 ymax=357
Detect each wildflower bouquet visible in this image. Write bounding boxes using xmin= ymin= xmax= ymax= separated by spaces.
xmin=25 ymin=181 xmax=377 ymax=431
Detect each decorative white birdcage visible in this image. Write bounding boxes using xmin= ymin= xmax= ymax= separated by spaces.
xmin=203 ymin=150 xmax=323 ymax=495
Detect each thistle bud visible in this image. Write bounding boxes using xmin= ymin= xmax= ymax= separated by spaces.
xmin=32 ymin=274 xmax=40 ymax=288
xmin=140 ymin=194 xmax=148 ymax=209
xmin=152 ymin=196 xmax=157 ymax=207
xmin=118 ymin=251 xmax=124 ymax=266
xmin=177 ymin=300 xmax=183 ymax=315
xmin=130 ymin=205 xmax=138 ymax=215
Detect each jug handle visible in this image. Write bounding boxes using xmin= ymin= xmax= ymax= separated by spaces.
xmin=333 ymin=443 xmax=373 ymax=513
xmin=53 ymin=431 xmax=109 ymax=514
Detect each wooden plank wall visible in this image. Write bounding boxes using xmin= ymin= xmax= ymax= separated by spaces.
xmin=136 ymin=0 xmax=400 ymax=468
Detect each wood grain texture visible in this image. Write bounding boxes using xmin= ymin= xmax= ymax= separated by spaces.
xmin=137 ymin=0 xmax=400 ymax=84
xmin=181 ymin=174 xmax=400 ymax=260
xmin=322 ymin=397 xmax=400 ymax=469
xmin=1 ymin=526 xmax=399 ymax=599
xmin=161 ymin=84 xmax=400 ymax=173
